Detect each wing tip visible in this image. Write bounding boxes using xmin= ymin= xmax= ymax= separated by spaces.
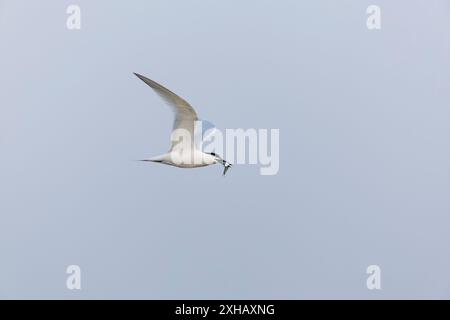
xmin=133 ymin=72 xmax=154 ymax=86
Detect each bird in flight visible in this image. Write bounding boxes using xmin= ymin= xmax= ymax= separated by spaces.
xmin=134 ymin=73 xmax=232 ymax=176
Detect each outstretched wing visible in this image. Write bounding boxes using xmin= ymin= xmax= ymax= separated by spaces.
xmin=134 ymin=73 xmax=198 ymax=151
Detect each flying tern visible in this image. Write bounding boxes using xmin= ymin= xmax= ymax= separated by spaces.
xmin=134 ymin=73 xmax=232 ymax=176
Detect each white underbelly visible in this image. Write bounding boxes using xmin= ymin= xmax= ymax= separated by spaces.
xmin=165 ymin=150 xmax=216 ymax=168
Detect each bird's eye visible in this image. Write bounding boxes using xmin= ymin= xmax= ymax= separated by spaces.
xmin=210 ymin=152 xmax=216 ymax=156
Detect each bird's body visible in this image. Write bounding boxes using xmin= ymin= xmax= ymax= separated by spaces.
xmin=134 ymin=73 xmax=232 ymax=175
xmin=143 ymin=150 xmax=217 ymax=168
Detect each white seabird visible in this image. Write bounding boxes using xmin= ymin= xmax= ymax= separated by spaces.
xmin=134 ymin=73 xmax=232 ymax=176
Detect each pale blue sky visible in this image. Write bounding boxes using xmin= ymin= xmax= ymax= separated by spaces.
xmin=0 ymin=0 xmax=449 ymax=299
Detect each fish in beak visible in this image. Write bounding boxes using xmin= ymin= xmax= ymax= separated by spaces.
xmin=222 ymin=160 xmax=232 ymax=176
xmin=208 ymin=153 xmax=232 ymax=176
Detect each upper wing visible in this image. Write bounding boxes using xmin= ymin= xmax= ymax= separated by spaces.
xmin=134 ymin=73 xmax=198 ymax=150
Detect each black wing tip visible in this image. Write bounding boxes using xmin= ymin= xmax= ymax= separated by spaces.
xmin=133 ymin=72 xmax=155 ymax=86
xmin=134 ymin=72 xmax=150 ymax=81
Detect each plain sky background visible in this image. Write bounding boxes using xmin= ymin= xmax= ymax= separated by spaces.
xmin=0 ymin=0 xmax=449 ymax=299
